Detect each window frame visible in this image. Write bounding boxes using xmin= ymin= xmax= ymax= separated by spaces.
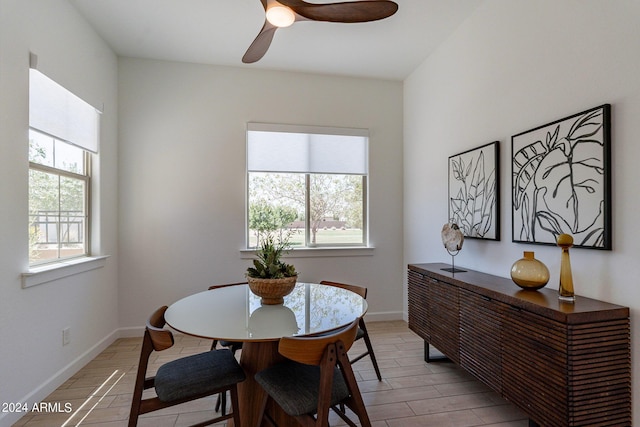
xmin=28 ymin=131 xmax=92 ymax=266
xmin=27 ymin=64 xmax=99 ymax=269
xmin=246 ymin=123 xmax=369 ymax=250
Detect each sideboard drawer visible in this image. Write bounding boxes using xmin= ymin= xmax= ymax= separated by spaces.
xmin=459 ymin=289 xmax=505 ymax=393
xmin=428 ymin=276 xmax=459 ymax=364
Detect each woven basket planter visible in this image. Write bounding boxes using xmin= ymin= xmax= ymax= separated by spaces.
xmin=247 ymin=276 xmax=297 ymax=305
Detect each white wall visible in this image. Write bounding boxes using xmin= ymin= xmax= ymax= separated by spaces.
xmin=404 ymin=0 xmax=640 ymax=420
xmin=117 ymin=58 xmax=404 ymax=328
xmin=0 ymin=1 xmax=119 ymax=425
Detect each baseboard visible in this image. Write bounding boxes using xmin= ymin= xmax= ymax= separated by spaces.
xmin=364 ymin=310 xmax=404 ymax=322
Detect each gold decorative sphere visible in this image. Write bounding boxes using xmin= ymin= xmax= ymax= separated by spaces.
xmin=557 ymin=233 xmax=574 ymax=247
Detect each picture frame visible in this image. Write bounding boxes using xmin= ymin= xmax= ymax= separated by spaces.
xmin=511 ymin=104 xmax=611 ymax=249
xmin=448 ymin=141 xmax=500 ymax=241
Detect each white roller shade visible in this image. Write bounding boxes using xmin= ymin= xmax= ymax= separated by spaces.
xmin=247 ymin=123 xmax=368 ymax=174
xmin=29 ymin=68 xmax=100 ymax=153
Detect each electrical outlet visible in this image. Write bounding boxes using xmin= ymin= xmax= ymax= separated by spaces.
xmin=62 ymin=327 xmax=70 ymax=346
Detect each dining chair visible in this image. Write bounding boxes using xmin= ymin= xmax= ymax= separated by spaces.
xmin=319 ymin=280 xmax=382 ymax=381
xmin=128 ymin=306 xmax=246 ymax=427
xmin=207 ymin=282 xmax=246 ymax=415
xmin=254 ymin=318 xmax=371 ymax=427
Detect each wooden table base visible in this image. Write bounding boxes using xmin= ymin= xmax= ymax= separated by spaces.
xmin=234 ymin=341 xmax=297 ymax=427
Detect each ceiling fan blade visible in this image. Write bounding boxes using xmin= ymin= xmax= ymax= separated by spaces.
xmin=242 ymin=20 xmax=278 ymax=63
xmin=278 ymin=0 xmax=398 ymax=23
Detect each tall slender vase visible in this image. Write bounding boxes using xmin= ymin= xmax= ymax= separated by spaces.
xmin=557 ymin=234 xmax=575 ymax=302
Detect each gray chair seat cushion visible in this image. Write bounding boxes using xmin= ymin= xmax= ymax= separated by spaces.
xmin=255 ymin=360 xmax=349 ymax=416
xmin=154 ymin=349 xmax=245 ymax=402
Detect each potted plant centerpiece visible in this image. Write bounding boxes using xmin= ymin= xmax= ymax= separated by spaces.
xmin=246 ymin=234 xmax=298 ymax=305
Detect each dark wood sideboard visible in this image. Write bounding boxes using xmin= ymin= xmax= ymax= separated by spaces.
xmin=408 ymin=263 xmax=631 ymax=427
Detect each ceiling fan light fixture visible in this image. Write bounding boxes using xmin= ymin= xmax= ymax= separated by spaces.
xmin=266 ymin=5 xmax=295 ymax=28
xmin=244 ymin=0 xmax=399 ymax=63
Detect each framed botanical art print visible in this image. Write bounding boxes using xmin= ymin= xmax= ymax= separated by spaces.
xmin=511 ymin=104 xmax=611 ymax=249
xmin=448 ymin=141 xmax=500 ymax=240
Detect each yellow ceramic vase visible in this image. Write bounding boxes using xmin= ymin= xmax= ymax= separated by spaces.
xmin=510 ymin=251 xmax=550 ymax=290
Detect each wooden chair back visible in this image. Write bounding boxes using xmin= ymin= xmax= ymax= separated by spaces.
xmin=278 ymin=318 xmax=359 ymax=365
xmin=146 ymin=306 xmax=174 ymax=352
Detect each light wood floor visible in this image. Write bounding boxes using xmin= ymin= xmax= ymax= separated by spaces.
xmin=13 ymin=320 xmax=528 ymax=427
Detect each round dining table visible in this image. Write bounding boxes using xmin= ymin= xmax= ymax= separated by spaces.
xmin=164 ymin=282 xmax=368 ymax=427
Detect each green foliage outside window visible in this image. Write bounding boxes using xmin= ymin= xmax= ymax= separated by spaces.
xmin=28 ymin=132 xmax=88 ymax=264
xmin=248 ymin=172 xmax=364 ymax=247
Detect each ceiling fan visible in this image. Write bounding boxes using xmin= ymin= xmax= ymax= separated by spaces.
xmin=242 ymin=0 xmax=399 ymax=63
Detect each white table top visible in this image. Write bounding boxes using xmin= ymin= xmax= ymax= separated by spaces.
xmin=164 ymin=282 xmax=368 ymax=342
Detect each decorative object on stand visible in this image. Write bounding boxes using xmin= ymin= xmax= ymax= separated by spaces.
xmin=512 ymin=104 xmax=611 ymax=249
xmin=440 ymin=222 xmax=466 ymax=273
xmin=557 ymin=233 xmax=575 ymax=302
xmin=448 ymin=141 xmax=500 ymax=241
xmin=510 ymin=251 xmax=550 ymax=290
xmin=246 ymin=234 xmax=298 ymax=305
xmin=243 ymin=0 xmax=398 ymax=63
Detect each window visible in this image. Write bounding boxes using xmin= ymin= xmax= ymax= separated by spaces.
xmin=28 ymin=67 xmax=99 ymax=266
xmin=247 ymin=123 xmax=368 ymax=249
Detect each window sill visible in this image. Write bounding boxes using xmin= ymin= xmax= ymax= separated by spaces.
xmin=240 ymin=246 xmax=374 ymax=259
xmin=22 ymin=255 xmax=109 ymax=288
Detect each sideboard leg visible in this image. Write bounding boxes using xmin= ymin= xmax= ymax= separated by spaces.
xmin=424 ymin=342 xmax=450 ymax=363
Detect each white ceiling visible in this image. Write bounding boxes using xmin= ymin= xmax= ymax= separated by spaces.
xmin=68 ymin=0 xmax=482 ymax=81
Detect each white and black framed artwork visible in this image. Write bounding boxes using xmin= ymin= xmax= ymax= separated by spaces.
xmin=512 ymin=104 xmax=611 ymax=249
xmin=448 ymin=141 xmax=500 ymax=241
